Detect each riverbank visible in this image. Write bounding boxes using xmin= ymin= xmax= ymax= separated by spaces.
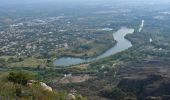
xmin=56 ymin=41 xmax=117 ymax=60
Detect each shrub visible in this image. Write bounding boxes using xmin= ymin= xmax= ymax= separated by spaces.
xmin=7 ymin=71 xmax=34 ymax=85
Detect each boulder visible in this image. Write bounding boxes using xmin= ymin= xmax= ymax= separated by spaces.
xmin=40 ymin=82 xmax=53 ymax=91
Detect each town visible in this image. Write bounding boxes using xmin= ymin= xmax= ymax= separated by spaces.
xmin=0 ymin=16 xmax=115 ymax=58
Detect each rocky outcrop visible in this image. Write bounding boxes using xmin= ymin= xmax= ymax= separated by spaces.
xmin=27 ymin=80 xmax=52 ymax=91
xmin=40 ymin=82 xmax=53 ymax=91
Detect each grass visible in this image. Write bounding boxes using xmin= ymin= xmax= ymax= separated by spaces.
xmin=0 ymin=56 xmax=17 ymax=60
xmin=8 ymin=58 xmax=47 ymax=68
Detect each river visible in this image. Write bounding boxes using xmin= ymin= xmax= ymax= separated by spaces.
xmin=54 ymin=27 xmax=134 ymax=66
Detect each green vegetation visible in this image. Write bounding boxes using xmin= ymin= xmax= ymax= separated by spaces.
xmin=0 ymin=56 xmax=55 ymax=68
xmin=8 ymin=58 xmax=48 ymax=68
xmin=0 ymin=71 xmax=87 ymax=100
xmin=7 ymin=71 xmax=34 ymax=85
xmin=100 ymin=87 xmax=125 ymax=100
xmin=1 ymin=0 xmax=170 ymax=99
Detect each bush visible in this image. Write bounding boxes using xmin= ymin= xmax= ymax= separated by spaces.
xmin=7 ymin=71 xmax=34 ymax=85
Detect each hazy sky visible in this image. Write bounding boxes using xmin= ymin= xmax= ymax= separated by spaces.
xmin=1 ymin=0 xmax=170 ymax=6
xmin=1 ymin=0 xmax=170 ymax=3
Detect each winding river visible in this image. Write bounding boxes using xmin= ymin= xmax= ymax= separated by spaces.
xmin=54 ymin=27 xmax=134 ymax=66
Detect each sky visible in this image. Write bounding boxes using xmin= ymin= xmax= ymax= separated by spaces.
xmin=1 ymin=0 xmax=170 ymax=6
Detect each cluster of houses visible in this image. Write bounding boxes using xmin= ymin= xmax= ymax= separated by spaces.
xmin=0 ymin=15 xmax=113 ymax=58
